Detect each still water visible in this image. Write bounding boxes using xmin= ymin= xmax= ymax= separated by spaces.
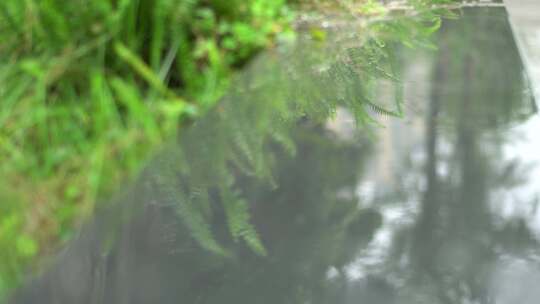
xmin=11 ymin=7 xmax=540 ymax=304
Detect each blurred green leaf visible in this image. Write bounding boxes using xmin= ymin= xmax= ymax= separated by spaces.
xmin=15 ymin=236 xmax=38 ymax=258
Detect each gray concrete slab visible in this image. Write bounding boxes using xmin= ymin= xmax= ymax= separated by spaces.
xmin=504 ymin=0 xmax=540 ymax=103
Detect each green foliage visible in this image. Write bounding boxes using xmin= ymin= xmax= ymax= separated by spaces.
xmin=0 ymin=0 xmax=293 ymax=295
xmin=0 ymin=188 xmax=38 ymax=299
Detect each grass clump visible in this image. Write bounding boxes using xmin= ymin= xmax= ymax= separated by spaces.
xmin=0 ymin=0 xmax=294 ymax=295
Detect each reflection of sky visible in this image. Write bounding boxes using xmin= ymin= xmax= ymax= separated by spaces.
xmin=341 ymin=108 xmax=540 ymax=302
xmin=345 ymin=202 xmax=420 ymax=281
xmin=490 ymin=257 xmax=540 ymax=304
xmin=347 ymin=112 xmax=540 ymax=259
xmin=346 ymin=116 xmax=425 ymax=281
xmin=502 ymin=113 xmax=540 ymax=236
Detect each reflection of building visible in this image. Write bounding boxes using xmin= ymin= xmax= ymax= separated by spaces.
xmin=366 ymin=52 xmax=432 ymax=195
xmin=335 ymin=52 xmax=435 ymax=280
xmin=325 ymin=51 xmax=433 ymax=202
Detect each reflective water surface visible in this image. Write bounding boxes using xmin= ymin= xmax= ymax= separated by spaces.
xmin=11 ymin=8 xmax=540 ymax=304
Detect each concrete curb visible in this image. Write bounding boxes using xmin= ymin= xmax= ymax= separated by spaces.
xmin=504 ymin=0 xmax=540 ymax=109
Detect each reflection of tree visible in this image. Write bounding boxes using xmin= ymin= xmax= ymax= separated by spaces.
xmin=146 ymin=8 xmax=445 ymax=256
xmin=11 ymin=122 xmax=383 ymax=304
xmin=198 ymin=127 xmax=382 ymax=304
xmin=382 ymin=8 xmax=538 ymax=304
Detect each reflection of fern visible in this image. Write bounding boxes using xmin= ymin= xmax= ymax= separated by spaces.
xmin=152 ymin=149 xmax=227 ymax=255
xmin=146 ymin=10 xmax=444 ymax=257
xmin=220 ymin=186 xmax=266 ymax=255
xmin=367 ymin=100 xmax=403 ymax=118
